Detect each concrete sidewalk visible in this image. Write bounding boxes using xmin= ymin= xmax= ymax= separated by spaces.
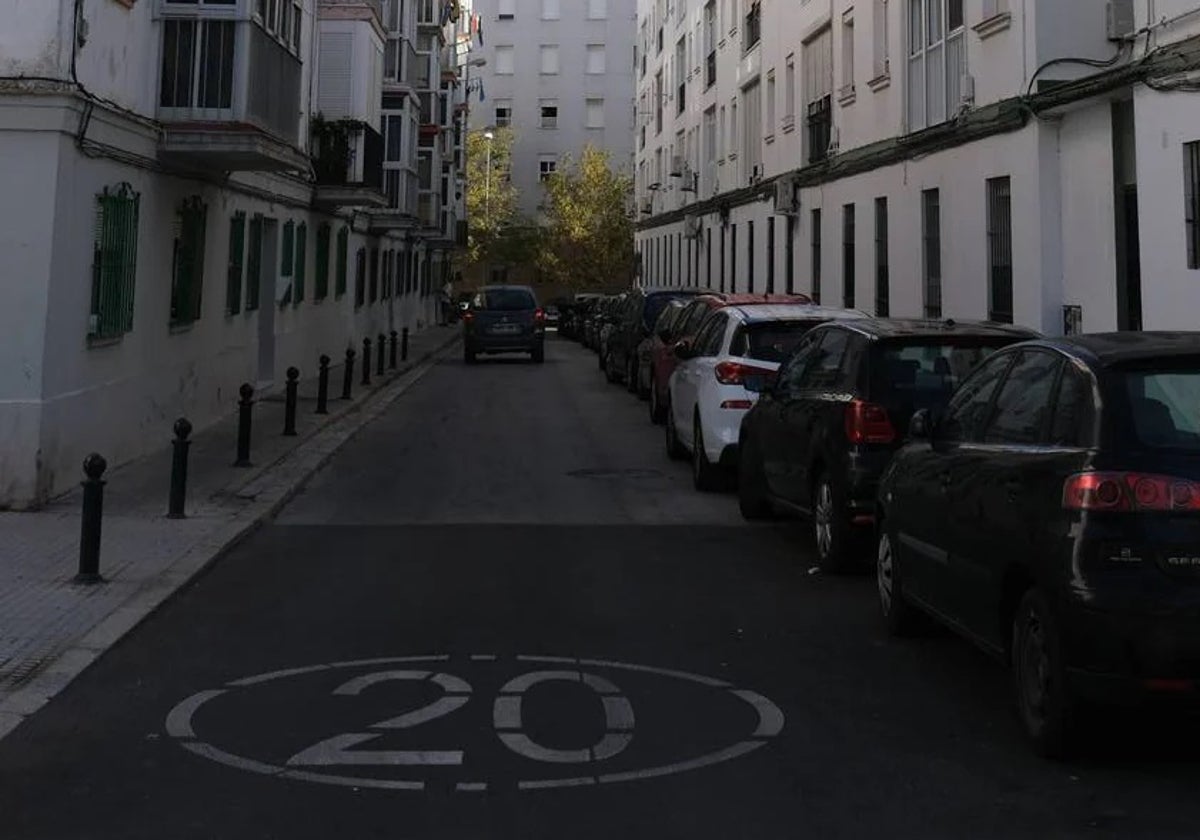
xmin=0 ymin=325 xmax=460 ymax=741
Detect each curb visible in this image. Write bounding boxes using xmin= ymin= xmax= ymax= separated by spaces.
xmin=0 ymin=332 xmax=462 ymax=744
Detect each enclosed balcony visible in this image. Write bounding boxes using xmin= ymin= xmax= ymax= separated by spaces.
xmin=371 ymin=168 xmax=420 ymax=231
xmin=157 ymin=16 xmax=308 ymax=172
xmin=312 ymin=120 xmax=387 ymax=208
xmin=417 ymin=0 xmax=442 ymax=30
xmin=384 ymin=35 xmax=422 ymax=94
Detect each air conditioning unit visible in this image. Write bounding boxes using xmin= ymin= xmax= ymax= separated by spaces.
xmin=1106 ymin=0 xmax=1135 ymax=41
xmin=669 ymin=155 xmax=684 ymax=177
xmin=774 ymin=174 xmax=800 ymax=215
xmin=684 ymin=213 xmax=702 ymax=239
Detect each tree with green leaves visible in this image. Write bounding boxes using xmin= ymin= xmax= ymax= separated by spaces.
xmin=461 ymin=127 xmax=523 ymax=271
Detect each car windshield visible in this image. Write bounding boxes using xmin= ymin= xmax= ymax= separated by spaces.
xmin=1121 ymin=364 xmax=1200 ymax=451
xmin=872 ymin=339 xmax=1009 ymax=411
xmin=732 ymin=321 xmax=821 ymax=362
xmin=476 ymin=289 xmax=535 ymax=311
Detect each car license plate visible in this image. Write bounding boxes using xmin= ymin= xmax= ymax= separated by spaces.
xmin=490 ymin=323 xmax=520 ymax=335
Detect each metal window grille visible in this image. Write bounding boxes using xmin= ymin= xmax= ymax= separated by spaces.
xmin=281 ymin=220 xmax=295 ymax=276
xmin=806 ymin=95 xmax=831 ymax=164
xmin=1186 ymin=141 xmax=1200 ymax=270
xmin=811 ymin=208 xmax=822 ymax=303
xmin=986 ymin=177 xmax=1013 ymax=322
xmin=226 ymin=211 xmax=245 ymax=316
xmin=170 ymin=196 xmax=208 ymax=325
xmin=246 ymin=214 xmax=263 ymax=311
xmin=369 ymin=247 xmax=380 ymax=302
xmin=335 ymin=226 xmax=349 ymax=297
xmin=843 ymin=204 xmax=856 ymax=308
xmin=874 ymin=197 xmax=889 ymax=316
xmin=90 ymin=183 xmax=140 ymax=339
xmin=294 ymin=222 xmax=307 ymax=304
xmin=355 ymin=247 xmax=366 ymax=307
xmin=314 ymin=223 xmax=331 ymax=300
xmin=922 ymin=188 xmax=942 ymax=317
xmin=719 ymin=228 xmax=725 ymax=293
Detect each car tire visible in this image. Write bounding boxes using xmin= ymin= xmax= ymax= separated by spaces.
xmin=813 ymin=471 xmax=852 ymax=574
xmin=649 ymin=377 xmax=666 ymax=425
xmin=737 ymin=436 xmax=773 ymax=520
xmin=1012 ymin=588 xmax=1075 ymax=759
xmin=692 ymin=416 xmax=722 ymax=492
xmin=877 ymin=529 xmax=921 ymax=636
xmin=532 ymin=345 xmax=545 ymax=364
xmin=664 ymin=397 xmax=687 ymax=461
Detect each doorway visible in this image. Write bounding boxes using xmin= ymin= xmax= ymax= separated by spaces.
xmin=258 ymin=219 xmax=279 ymax=387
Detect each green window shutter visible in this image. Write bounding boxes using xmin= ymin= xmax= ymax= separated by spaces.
xmin=335 ymin=227 xmax=349 ymax=297
xmin=170 ymin=196 xmax=207 ymax=325
xmin=281 ymin=220 xmax=295 ymax=276
xmin=246 ymin=214 xmax=263 ymax=311
xmin=369 ymin=247 xmax=379 ymax=302
xmin=382 ymin=250 xmax=391 ymax=300
xmin=355 ymin=248 xmax=366 ymax=308
xmin=294 ymin=222 xmax=307 ymax=304
xmin=314 ymin=223 xmax=330 ymax=300
xmin=226 ymin=212 xmax=245 ymax=315
xmin=90 ymin=183 xmax=139 ymax=339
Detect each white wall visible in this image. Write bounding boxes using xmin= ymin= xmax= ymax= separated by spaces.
xmin=2 ymin=0 xmax=70 ymax=77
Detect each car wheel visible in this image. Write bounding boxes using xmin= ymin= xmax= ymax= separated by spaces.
xmin=1012 ymin=588 xmax=1075 ymax=758
xmin=532 ymin=345 xmax=545 ymax=364
xmin=664 ymin=398 xmax=687 ymax=461
xmin=813 ymin=471 xmax=851 ymax=573
xmin=877 ymin=529 xmax=921 ymax=636
xmin=649 ymin=377 xmax=666 ymax=425
xmin=692 ymin=416 xmax=722 ymax=492
xmin=737 ymin=436 xmax=773 ymax=520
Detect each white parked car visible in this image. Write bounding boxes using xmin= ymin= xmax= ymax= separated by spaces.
xmin=665 ymin=304 xmax=868 ymax=490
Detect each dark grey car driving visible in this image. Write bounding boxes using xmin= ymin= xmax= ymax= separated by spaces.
xmin=463 ymin=285 xmax=547 ymax=364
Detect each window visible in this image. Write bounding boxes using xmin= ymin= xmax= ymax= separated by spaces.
xmin=354 ymin=247 xmax=366 ymax=307
xmin=281 ymin=220 xmax=295 ymax=277
xmin=730 ymin=97 xmax=738 ymax=161
xmin=800 ymin=329 xmax=851 ymax=390
xmin=495 ymin=45 xmax=514 ymax=75
xmin=703 ymin=107 xmax=717 ymax=195
xmin=766 ymin=70 xmax=776 ymax=139
xmin=717 ymin=105 xmax=725 ymax=159
xmin=873 ymin=0 xmax=890 ymax=79
xmin=786 ymin=215 xmax=795 ymax=293
xmin=494 ymin=101 xmax=512 ymax=127
xmin=541 ymin=0 xmax=559 ymax=19
xmin=730 ymin=223 xmax=737 ymax=292
xmin=784 ymin=56 xmax=796 ymax=129
xmin=742 ymin=80 xmax=762 ymax=180
xmin=159 ymin=19 xmax=236 ymax=109
xmin=766 ymin=216 xmax=775 ymax=293
xmin=987 ymin=176 xmax=1013 ymax=322
xmin=984 ymin=351 xmax=1062 ymax=445
xmin=776 ymin=333 xmax=822 ymax=397
xmin=907 ymin=0 xmax=966 ymax=131
xmin=245 ymin=214 xmax=262 ymax=311
xmin=693 ymin=313 xmax=727 ymax=357
xmin=704 ymin=1 xmax=717 ymax=87
xmin=874 ymin=197 xmax=889 ymax=316
xmin=90 ymin=183 xmax=140 ymax=338
xmin=369 ymin=246 xmax=379 ymax=302
xmin=943 ymin=352 xmax=1014 ymax=442
xmin=743 ymin=0 xmax=761 ymax=51
xmin=539 ymin=156 xmax=558 ymax=181
xmin=655 ymin=70 xmax=663 ymax=133
xmin=225 ymin=211 xmax=244 ymax=316
xmin=586 ymin=99 xmax=605 ymax=129
xmin=293 ymin=222 xmax=306 ymax=304
xmin=840 ymin=13 xmax=856 ymax=98
xmin=1049 ymin=365 xmax=1095 ymax=448
xmin=540 ymin=44 xmax=560 ymax=75
xmin=922 ymin=188 xmax=941 ymax=317
xmin=676 ymin=38 xmax=687 ymax=114
xmin=586 ymin=44 xmax=606 ymax=74
xmin=335 ymin=226 xmax=348 ymax=297
xmin=540 ymin=101 xmax=558 ymax=129
xmin=811 ymin=208 xmax=822 ymax=303
xmin=498 ymin=0 xmax=516 ymax=17
xmin=719 ymin=223 xmax=726 ymax=292
xmin=169 ymin=196 xmax=207 ymax=326
xmin=842 ymin=203 xmax=855 ymax=308
xmin=804 ymin=27 xmax=833 ymax=163
xmin=1186 ymin=140 xmax=1200 ymax=269
xmin=314 ymin=222 xmax=330 ymax=300
xmin=588 ymin=0 xmax=607 ymax=19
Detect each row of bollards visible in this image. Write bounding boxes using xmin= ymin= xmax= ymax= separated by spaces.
xmin=76 ymin=327 xmax=415 ymax=585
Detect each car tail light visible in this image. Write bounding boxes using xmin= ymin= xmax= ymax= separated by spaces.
xmin=720 ymin=399 xmax=754 ymax=410
xmin=534 ymin=308 xmax=546 ymax=324
xmin=463 ymin=311 xmax=475 ymax=324
xmin=844 ymin=400 xmax=896 ymax=445
xmin=714 ymin=361 xmax=775 ymax=385
xmin=1063 ymin=472 xmax=1200 ymax=512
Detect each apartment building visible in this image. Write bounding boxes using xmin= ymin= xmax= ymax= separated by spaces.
xmin=634 ymin=0 xmax=1200 ymax=335
xmin=468 ymin=0 xmax=637 ymax=220
xmin=0 ymin=0 xmax=471 ymax=508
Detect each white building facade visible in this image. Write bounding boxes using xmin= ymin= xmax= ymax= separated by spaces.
xmin=0 ymin=0 xmax=472 ymax=508
xmin=634 ymin=0 xmax=1200 ymax=335
xmin=467 ymin=0 xmax=637 ymax=218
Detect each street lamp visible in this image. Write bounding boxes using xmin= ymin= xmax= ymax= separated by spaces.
xmin=483 ymin=128 xmax=495 ymax=227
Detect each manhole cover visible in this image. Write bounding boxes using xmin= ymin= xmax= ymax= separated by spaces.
xmin=567 ymin=468 xmax=663 ymax=480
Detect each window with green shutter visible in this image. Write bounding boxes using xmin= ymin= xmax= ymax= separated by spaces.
xmin=294 ymin=222 xmax=307 ymax=304
xmin=382 ymin=249 xmax=391 ymax=300
xmin=369 ymin=247 xmax=379 ymax=302
xmin=335 ymin=226 xmax=349 ymax=297
xmin=246 ymin=214 xmax=263 ymax=311
xmin=314 ymin=223 xmax=331 ymax=300
xmin=90 ymin=183 xmax=140 ymax=339
xmin=169 ymin=196 xmax=208 ymax=326
xmin=226 ymin=212 xmax=245 ymax=315
xmin=281 ymin=220 xmax=295 ymax=277
xmin=355 ymin=247 xmax=366 ymax=308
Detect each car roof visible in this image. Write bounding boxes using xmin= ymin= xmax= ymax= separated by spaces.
xmin=479 ymin=285 xmax=535 ymax=293
xmin=723 ymin=304 xmax=869 ymax=324
xmin=823 ymin=317 xmax=1040 ymax=340
xmin=636 ymin=286 xmax=708 ymax=296
xmin=1022 ymin=332 xmax=1200 ymax=366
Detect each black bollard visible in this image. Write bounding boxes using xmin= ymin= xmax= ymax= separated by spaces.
xmin=342 ymin=348 xmax=356 ymax=400
xmin=283 ymin=367 xmax=299 ymax=436
xmin=234 ymin=383 xmax=254 ymax=467
xmin=76 ymin=453 xmax=107 ymax=584
xmin=377 ymin=333 xmax=386 ymax=377
xmin=389 ymin=330 xmax=398 ymax=369
xmin=362 ymin=338 xmax=372 ymax=386
xmin=167 ymin=418 xmax=192 ymax=519
xmin=401 ymin=327 xmax=410 ymax=362
xmin=316 ymin=354 xmax=330 ymax=415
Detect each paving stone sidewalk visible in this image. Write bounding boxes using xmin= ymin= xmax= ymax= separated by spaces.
xmin=0 ymin=325 xmax=460 ymax=741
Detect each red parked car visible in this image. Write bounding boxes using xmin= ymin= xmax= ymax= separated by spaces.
xmin=643 ymin=293 xmax=811 ymax=424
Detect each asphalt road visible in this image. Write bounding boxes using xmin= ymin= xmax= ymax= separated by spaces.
xmin=5 ymin=334 xmax=1200 ymax=839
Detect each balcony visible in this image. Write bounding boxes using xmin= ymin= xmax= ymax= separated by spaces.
xmin=157 ymin=18 xmax=308 ymax=172
xmin=418 ymin=0 xmax=448 ymax=31
xmin=313 ymin=120 xmax=387 ymax=208
xmin=384 ymin=35 xmax=421 ymax=94
xmin=371 ymin=166 xmax=420 ymax=231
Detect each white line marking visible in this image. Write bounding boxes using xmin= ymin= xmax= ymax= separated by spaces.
xmin=602 ymin=696 xmax=636 ymax=731
xmin=590 ymin=733 xmax=634 ymax=761
xmin=515 ymin=655 xmax=577 ymax=665
xmin=732 ymin=689 xmax=785 ymax=737
xmin=227 ymin=665 xmax=329 ymax=687
xmin=324 ymin=655 xmax=449 ymax=669
xmin=596 ymin=740 xmax=765 ymax=784
xmin=518 ymin=776 xmax=596 ymax=790
xmin=499 ymin=733 xmax=591 ymax=764
xmin=282 ymin=769 xmax=424 ymax=791
xmin=580 ymin=673 xmax=621 ymax=695
xmin=165 ymin=690 xmax=226 ymax=738
xmin=469 ymin=655 xmax=498 ymax=661
xmin=335 ymin=671 xmax=431 ymax=695
xmin=181 ymin=741 xmax=282 ymax=776
xmin=456 ymin=782 xmax=488 ymax=792
xmin=492 ymin=696 xmax=521 ymax=730
xmin=287 ymin=733 xmax=464 ymax=766
xmin=576 ymin=659 xmax=732 ymax=688
xmin=430 ymin=673 xmax=472 ymax=694
xmin=498 ymin=670 xmax=580 ymax=693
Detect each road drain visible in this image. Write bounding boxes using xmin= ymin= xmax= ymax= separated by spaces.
xmin=568 ymin=468 xmax=663 ymax=480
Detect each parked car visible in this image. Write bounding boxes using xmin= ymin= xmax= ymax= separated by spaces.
xmin=605 ymin=287 xmax=707 ymax=389
xmin=584 ymin=297 xmax=613 ymax=352
xmin=597 ymin=294 xmax=628 ymax=371
xmin=544 ymin=305 xmax=561 ymax=329
xmin=738 ymin=319 xmax=1037 ymax=571
xmin=876 ymin=331 xmax=1200 ymax=756
xmin=647 ymin=293 xmax=813 ymax=424
xmin=666 ymin=305 xmax=867 ymax=491
xmin=638 ymin=299 xmax=692 ymax=410
xmin=462 ymin=285 xmax=546 ymax=364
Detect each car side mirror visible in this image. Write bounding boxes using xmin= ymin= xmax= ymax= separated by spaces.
xmin=673 ymin=340 xmax=694 ymax=360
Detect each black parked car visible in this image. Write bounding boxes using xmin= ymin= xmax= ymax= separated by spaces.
xmin=877 ymin=332 xmax=1200 ymax=756
xmin=738 ymin=319 xmax=1037 ymax=571
xmin=462 ymin=285 xmax=546 ymax=364
xmin=605 ymin=286 xmax=706 ymax=389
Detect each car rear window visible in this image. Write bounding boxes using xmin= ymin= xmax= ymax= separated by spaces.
xmin=730 ymin=321 xmax=822 ymax=363
xmin=476 ymin=289 xmax=536 ymax=311
xmin=871 ymin=339 xmax=1009 ymax=410
xmin=644 ymin=294 xmax=698 ymax=330
xmin=1121 ymin=364 xmax=1200 ymax=451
